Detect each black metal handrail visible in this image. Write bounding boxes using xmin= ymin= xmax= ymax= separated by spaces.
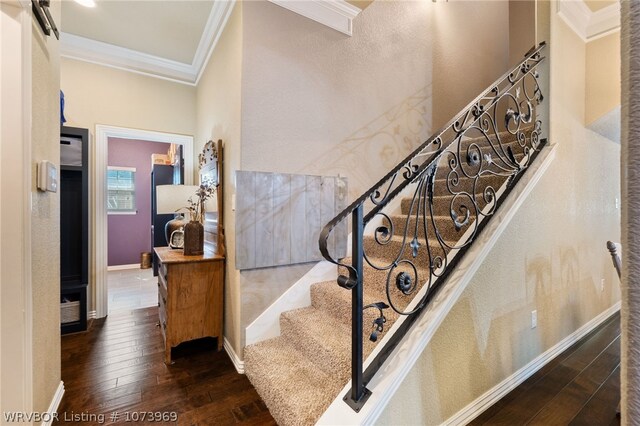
xmin=319 ymin=42 xmax=548 ymax=411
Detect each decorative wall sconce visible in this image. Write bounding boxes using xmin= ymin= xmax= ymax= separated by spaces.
xmin=33 ymin=0 xmax=59 ymax=40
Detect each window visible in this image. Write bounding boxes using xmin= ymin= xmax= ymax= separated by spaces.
xmin=107 ymin=167 xmax=136 ymax=214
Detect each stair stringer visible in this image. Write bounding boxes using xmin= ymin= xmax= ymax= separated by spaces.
xmin=245 ymin=181 xmax=416 ymax=347
xmin=316 ymin=143 xmax=557 ymax=426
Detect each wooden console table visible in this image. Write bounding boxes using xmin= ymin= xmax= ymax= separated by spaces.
xmin=154 ymin=247 xmax=224 ymax=364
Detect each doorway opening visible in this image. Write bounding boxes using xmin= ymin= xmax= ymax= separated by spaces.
xmin=106 ymin=137 xmax=176 ymax=314
xmin=94 ymin=125 xmax=194 ymax=318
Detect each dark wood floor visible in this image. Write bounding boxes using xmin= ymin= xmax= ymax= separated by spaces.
xmin=56 ymin=307 xmax=275 ymax=426
xmin=57 ymin=307 xmax=621 ymax=426
xmin=472 ymin=312 xmax=621 ymax=426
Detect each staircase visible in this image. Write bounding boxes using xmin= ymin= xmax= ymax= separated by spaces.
xmin=245 ymin=43 xmax=548 ymax=425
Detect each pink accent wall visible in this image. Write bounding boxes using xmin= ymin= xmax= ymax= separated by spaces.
xmin=108 ymin=138 xmax=171 ymax=266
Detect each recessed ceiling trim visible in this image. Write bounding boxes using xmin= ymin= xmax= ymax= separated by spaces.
xmin=268 ymin=0 xmax=361 ymax=36
xmin=557 ymin=0 xmax=620 ymax=43
xmin=586 ymin=2 xmax=620 ymax=41
xmin=60 ymin=32 xmax=197 ymax=84
xmin=60 ymin=0 xmax=236 ymax=86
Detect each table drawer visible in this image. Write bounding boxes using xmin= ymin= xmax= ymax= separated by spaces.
xmin=157 ymin=275 xmax=168 ymax=306
xmin=159 ymin=261 xmax=168 ymax=283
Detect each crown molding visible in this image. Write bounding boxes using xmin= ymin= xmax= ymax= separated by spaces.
xmin=194 ymin=0 xmax=236 ymax=85
xmin=60 ymin=32 xmax=197 ymax=85
xmin=587 ymin=2 xmax=621 ymax=41
xmin=557 ymin=0 xmax=620 ymax=43
xmin=60 ymin=0 xmax=236 ymax=86
xmin=268 ymin=0 xmax=361 ymax=36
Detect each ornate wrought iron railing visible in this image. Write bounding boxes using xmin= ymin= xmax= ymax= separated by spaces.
xmin=319 ymin=42 xmax=548 ymax=411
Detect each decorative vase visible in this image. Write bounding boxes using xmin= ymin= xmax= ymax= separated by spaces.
xmin=165 ymin=213 xmax=187 ymax=247
xmin=183 ymin=220 xmax=204 ymax=256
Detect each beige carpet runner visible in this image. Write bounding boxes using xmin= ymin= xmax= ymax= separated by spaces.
xmin=245 ymin=135 xmax=525 ymax=425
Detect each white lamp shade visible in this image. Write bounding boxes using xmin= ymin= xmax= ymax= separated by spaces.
xmin=204 ymin=194 xmax=217 ymax=213
xmin=156 ymin=185 xmax=217 ymax=214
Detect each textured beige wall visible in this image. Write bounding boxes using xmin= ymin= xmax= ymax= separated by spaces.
xmin=509 ymin=0 xmax=536 ymax=67
xmin=237 ymin=0 xmax=436 ymax=355
xmin=432 ymin=1 xmax=510 ymax=129
xmin=236 ymin=0 xmax=512 ymax=357
xmin=585 ymin=31 xmax=621 ymax=125
xmin=378 ymin=9 xmax=621 ymax=425
xmin=1 ymin=2 xmax=31 ymax=414
xmin=31 ymin=1 xmax=62 ymax=413
xmin=240 ymin=0 xmax=434 ymax=196
xmin=195 ymin=4 xmax=243 ymax=354
xmin=60 ymin=58 xmax=196 ymax=136
xmin=61 ymin=55 xmax=196 ymax=311
xmin=620 ymin=0 xmax=639 ymax=420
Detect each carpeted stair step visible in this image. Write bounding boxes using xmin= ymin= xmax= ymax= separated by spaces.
xmin=243 ymin=127 xmax=540 ymax=426
xmin=310 ymin=268 xmax=432 ymax=331
xmin=401 ymin=188 xmax=506 ymax=217
xmin=279 ymin=306 xmax=377 ymax=380
xmin=390 ymin=214 xmax=477 ymax=243
xmin=362 ymin=234 xmax=451 ymax=268
xmin=431 ymin=153 xmax=525 ymax=182
xmin=457 ymin=130 xmax=529 ymax=152
xmin=244 ymin=337 xmax=343 ymax=426
xmin=337 ymin=256 xmax=432 ymax=298
xmin=433 ymin=172 xmax=508 ymax=189
xmin=311 ymin=280 xmax=403 ymax=329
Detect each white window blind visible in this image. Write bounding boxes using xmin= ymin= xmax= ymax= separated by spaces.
xmin=107 ymin=166 xmax=136 ymax=214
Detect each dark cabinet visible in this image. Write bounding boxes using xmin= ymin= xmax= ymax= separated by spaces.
xmin=60 ymin=126 xmax=89 ymax=334
xmin=151 ymin=164 xmax=175 ymax=276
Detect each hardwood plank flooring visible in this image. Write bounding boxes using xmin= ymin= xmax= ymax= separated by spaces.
xmin=58 ymin=307 xmax=621 ymax=425
xmin=56 ymin=307 xmax=275 ymax=426
xmin=472 ymin=312 xmax=621 ymax=426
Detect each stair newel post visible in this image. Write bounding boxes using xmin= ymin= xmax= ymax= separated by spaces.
xmin=346 ymin=203 xmax=371 ymax=410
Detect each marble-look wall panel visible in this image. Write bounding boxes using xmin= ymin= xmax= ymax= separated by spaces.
xmin=290 ymin=174 xmax=307 ymax=264
xmin=321 ymin=177 xmax=336 ymax=256
xmin=335 ymin=177 xmax=349 ymax=257
xmin=236 ymin=171 xmax=256 ymax=269
xmin=254 ymin=172 xmax=274 ymax=268
xmin=273 ymin=174 xmax=292 ymax=265
xmin=235 ymin=171 xmax=348 ymax=270
xmin=305 ymin=176 xmax=322 ymax=260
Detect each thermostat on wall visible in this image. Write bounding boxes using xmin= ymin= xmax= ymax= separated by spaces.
xmin=37 ymin=160 xmax=58 ymax=192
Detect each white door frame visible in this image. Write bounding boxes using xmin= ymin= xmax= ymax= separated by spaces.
xmin=94 ymin=125 xmax=194 ymax=318
xmin=0 ymin=0 xmax=33 ymax=415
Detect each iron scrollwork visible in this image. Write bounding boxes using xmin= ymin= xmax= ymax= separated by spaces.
xmin=318 ymin=42 xmax=548 ymax=410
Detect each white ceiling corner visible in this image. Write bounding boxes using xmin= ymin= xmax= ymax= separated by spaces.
xmin=557 ymin=0 xmax=620 ymax=42
xmin=60 ymin=1 xmax=236 ymax=86
xmin=268 ymin=0 xmax=361 ymax=36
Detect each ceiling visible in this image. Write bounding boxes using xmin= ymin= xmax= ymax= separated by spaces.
xmin=59 ymin=0 xmax=361 ymax=85
xmin=61 ymin=1 xmax=214 ymax=65
xmin=583 ymin=0 xmax=617 ymax=13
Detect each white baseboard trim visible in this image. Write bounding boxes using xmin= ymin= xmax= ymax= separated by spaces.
xmin=224 ymin=337 xmax=245 ymax=374
xmin=88 ymin=310 xmax=97 ymax=320
xmin=42 ymin=381 xmax=64 ymax=426
xmin=107 ymin=264 xmax=140 ymax=271
xmin=444 ymin=301 xmax=621 ymax=426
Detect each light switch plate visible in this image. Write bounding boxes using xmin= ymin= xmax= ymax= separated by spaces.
xmin=37 ymin=160 xmax=57 ymax=192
